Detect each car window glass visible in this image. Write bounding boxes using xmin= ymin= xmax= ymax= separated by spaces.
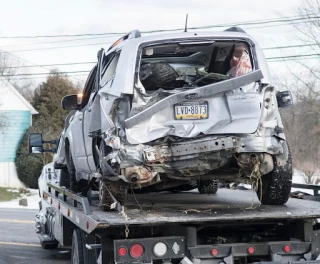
xmin=101 ymin=52 xmax=121 ymax=86
xmin=80 ymin=66 xmax=97 ymax=109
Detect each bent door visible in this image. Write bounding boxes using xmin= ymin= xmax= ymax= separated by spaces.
xmin=72 ymin=66 xmax=97 ymax=172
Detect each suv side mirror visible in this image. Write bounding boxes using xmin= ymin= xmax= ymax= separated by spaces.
xmin=61 ymin=94 xmax=79 ymax=110
xmin=28 ymin=133 xmax=43 ymax=153
xmin=276 ymin=91 xmax=293 ymax=108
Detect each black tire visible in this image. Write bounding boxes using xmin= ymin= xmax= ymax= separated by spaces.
xmin=71 ymin=229 xmax=84 ymax=264
xmin=139 ymin=62 xmax=179 ymax=90
xmin=66 ymin=145 xmax=81 ymax=192
xmin=99 ymin=179 xmax=128 ymax=211
xmin=197 ymin=179 xmax=219 ymax=194
xmin=59 ymin=167 xmax=70 ymax=188
xmin=256 ymin=146 xmax=292 ymax=205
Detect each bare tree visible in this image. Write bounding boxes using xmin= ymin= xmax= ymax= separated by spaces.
xmin=277 ymin=0 xmax=320 ymax=180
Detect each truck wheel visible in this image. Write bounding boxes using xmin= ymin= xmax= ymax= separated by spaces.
xmin=256 ymin=147 xmax=292 ymax=205
xmin=66 ymin=146 xmax=82 ymax=192
xmin=197 ymin=179 xmax=219 ymax=194
xmin=99 ymin=179 xmax=128 ymax=211
xmin=71 ymin=229 xmax=84 ymax=264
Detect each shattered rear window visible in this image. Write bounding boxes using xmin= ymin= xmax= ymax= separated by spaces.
xmin=138 ymin=41 xmax=253 ymax=91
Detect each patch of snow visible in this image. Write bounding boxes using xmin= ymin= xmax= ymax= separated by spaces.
xmin=7 ymin=189 xmax=19 ymax=193
xmin=291 ymin=169 xmax=317 ymax=195
xmin=0 ymin=189 xmax=40 ymax=210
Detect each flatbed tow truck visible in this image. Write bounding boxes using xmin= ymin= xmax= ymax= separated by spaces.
xmin=35 ymin=165 xmax=320 ymax=264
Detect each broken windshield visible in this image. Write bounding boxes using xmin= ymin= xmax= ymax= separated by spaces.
xmin=138 ymin=41 xmax=253 ymax=92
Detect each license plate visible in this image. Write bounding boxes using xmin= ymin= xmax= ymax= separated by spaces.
xmin=174 ymin=101 xmax=209 ymax=120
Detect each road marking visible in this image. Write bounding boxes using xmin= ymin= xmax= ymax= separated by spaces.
xmin=0 ymin=242 xmax=40 ymax=247
xmin=0 ymin=219 xmax=34 ymax=224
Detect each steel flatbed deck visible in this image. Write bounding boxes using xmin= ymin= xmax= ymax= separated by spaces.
xmin=43 ymin=184 xmax=320 ymax=233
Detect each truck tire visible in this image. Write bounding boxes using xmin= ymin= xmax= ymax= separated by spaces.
xmin=197 ymin=179 xmax=219 ymax=194
xmin=99 ymin=179 xmax=128 ymax=211
xmin=66 ymin=146 xmax=82 ymax=192
xmin=256 ymin=146 xmax=292 ymax=205
xmin=71 ymin=229 xmax=84 ymax=264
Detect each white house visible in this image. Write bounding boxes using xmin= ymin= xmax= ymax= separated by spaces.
xmin=0 ymin=78 xmax=38 ymax=188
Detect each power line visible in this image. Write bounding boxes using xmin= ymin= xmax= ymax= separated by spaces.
xmin=0 ymin=48 xmax=84 ymax=82
xmin=2 ymin=70 xmax=90 ymax=77
xmin=0 ymin=35 xmax=115 ymax=49
xmin=0 ymin=17 xmax=310 ymax=51
xmin=8 ymin=41 xmax=320 ymax=54
xmin=5 ymin=73 xmax=89 ymax=80
xmin=0 ymin=14 xmax=319 ymax=39
xmin=264 ymin=43 xmax=319 ymax=50
xmin=267 ymin=53 xmax=320 ymax=60
xmin=1 ymin=52 xmax=320 ymax=71
xmin=5 ymin=62 xmax=96 ymax=68
xmin=5 ymin=41 xmax=113 ymax=53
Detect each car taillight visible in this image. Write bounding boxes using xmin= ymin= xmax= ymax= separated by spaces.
xmin=130 ymin=244 xmax=144 ymax=258
xmin=153 ymin=242 xmax=167 ymax=257
xmin=118 ymin=247 xmax=127 ymax=257
xmin=283 ymin=244 xmax=291 ymax=253
xmin=247 ymin=246 xmax=255 ymax=255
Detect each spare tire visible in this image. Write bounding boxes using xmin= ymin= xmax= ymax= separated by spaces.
xmin=139 ymin=62 xmax=179 ymax=90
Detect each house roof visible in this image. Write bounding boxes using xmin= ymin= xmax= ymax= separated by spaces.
xmin=0 ymin=77 xmax=38 ymax=114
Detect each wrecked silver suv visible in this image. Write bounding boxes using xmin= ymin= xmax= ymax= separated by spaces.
xmin=45 ymin=28 xmax=293 ymax=209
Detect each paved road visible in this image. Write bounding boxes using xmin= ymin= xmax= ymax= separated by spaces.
xmin=0 ymin=208 xmax=70 ymax=264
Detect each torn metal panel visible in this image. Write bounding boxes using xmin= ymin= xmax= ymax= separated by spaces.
xmin=144 ymin=136 xmax=238 ymax=163
xmin=125 ymin=69 xmax=263 ymax=129
xmin=126 ymin=91 xmax=263 ymax=144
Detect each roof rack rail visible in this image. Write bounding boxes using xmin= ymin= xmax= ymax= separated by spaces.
xmin=108 ymin=29 xmax=141 ymax=51
xmin=224 ymin=26 xmax=246 ymax=33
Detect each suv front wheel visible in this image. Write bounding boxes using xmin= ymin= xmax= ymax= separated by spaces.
xmin=197 ymin=179 xmax=219 ymax=194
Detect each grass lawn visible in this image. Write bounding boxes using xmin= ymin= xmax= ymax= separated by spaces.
xmin=0 ymin=187 xmax=21 ymax=202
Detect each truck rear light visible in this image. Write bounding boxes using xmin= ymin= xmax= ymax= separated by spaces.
xmin=118 ymin=247 xmax=127 ymax=257
xmin=247 ymin=246 xmax=255 ymax=255
xmin=211 ymin=248 xmax=219 ymax=256
xmin=283 ymin=244 xmax=291 ymax=253
xmin=153 ymin=242 xmax=167 ymax=257
xmin=130 ymin=244 xmax=144 ymax=258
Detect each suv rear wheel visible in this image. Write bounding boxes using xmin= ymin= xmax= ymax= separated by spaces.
xmin=256 ymin=145 xmax=292 ymax=205
xmin=197 ymin=179 xmax=219 ymax=194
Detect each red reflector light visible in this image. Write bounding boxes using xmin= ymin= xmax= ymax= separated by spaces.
xmin=130 ymin=244 xmax=144 ymax=258
xmin=86 ymin=221 xmax=89 ymax=230
xmin=283 ymin=244 xmax=291 ymax=253
xmin=247 ymin=246 xmax=255 ymax=255
xmin=118 ymin=247 xmax=127 ymax=257
xmin=211 ymin=248 xmax=219 ymax=256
